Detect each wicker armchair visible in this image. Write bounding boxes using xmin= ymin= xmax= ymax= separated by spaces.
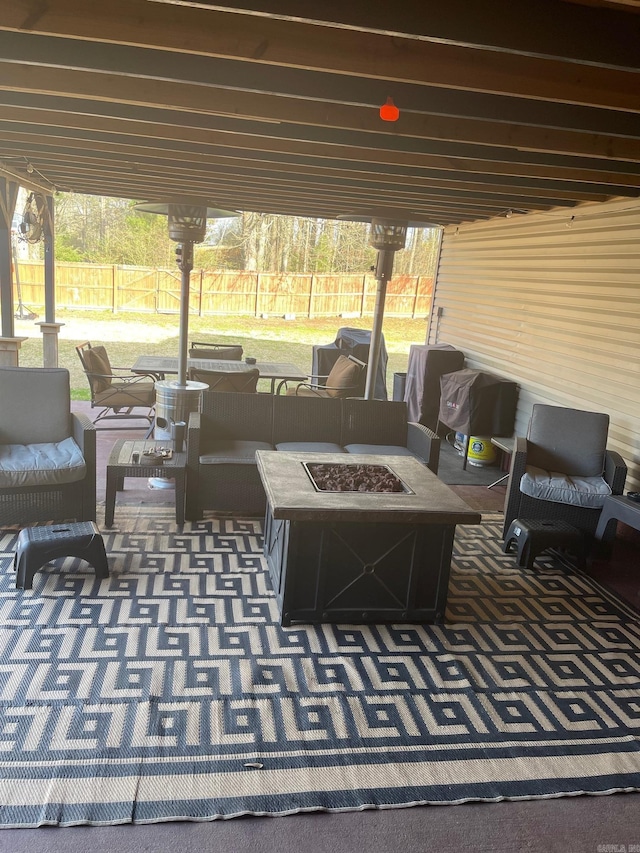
xmin=502 ymin=404 xmax=627 ymax=540
xmin=0 ymin=367 xmax=96 ymax=527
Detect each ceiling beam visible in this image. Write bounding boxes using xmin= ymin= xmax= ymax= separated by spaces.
xmin=3 ymin=63 xmax=640 ymax=163
xmin=2 ymin=0 xmax=639 ymax=111
xmin=156 ymin=0 xmax=640 ymax=69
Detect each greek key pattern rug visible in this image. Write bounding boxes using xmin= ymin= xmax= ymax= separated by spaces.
xmin=0 ymin=508 xmax=638 ymax=827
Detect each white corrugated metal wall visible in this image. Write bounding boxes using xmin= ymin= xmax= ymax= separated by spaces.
xmin=427 ymin=197 xmax=640 ymax=488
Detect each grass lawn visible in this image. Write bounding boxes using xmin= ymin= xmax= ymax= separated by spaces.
xmin=14 ymin=308 xmax=429 ymax=399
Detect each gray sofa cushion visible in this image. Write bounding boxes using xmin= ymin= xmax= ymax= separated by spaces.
xmin=344 ymin=444 xmax=421 ymax=460
xmin=520 ymin=465 xmax=612 ymax=509
xmin=0 ymin=437 xmax=86 ymax=488
xmin=0 ymin=367 xmax=71 ymax=445
xmin=200 ymin=440 xmax=273 ymax=465
xmin=275 ymin=442 xmax=345 ymax=454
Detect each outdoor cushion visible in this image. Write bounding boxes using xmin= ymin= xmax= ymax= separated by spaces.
xmin=275 ymin=442 xmax=345 ymax=454
xmin=526 ymin=405 xmax=608 ymax=477
xmin=325 ymin=355 xmax=363 ymax=398
xmin=344 ymin=444 xmax=421 ymax=460
xmin=83 ymin=346 xmax=113 ymax=393
xmin=189 ymin=345 xmax=243 ymax=360
xmin=0 ymin=367 xmax=72 ymax=445
xmin=0 ymin=437 xmax=86 ymax=488
xmin=520 ymin=465 xmax=611 ymax=509
xmin=199 ymin=440 xmax=273 ymax=465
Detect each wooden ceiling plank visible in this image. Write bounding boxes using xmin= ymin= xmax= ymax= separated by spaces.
xmin=4 ymin=30 xmax=639 ymax=139
xmin=3 ymin=63 xmax=640 ymax=163
xmin=4 ymin=99 xmax=640 ymax=182
xmin=159 ymin=0 xmax=640 ymax=69
xmin=2 ymin=0 xmax=639 ymax=111
xmin=2 ymin=117 xmax=639 ymax=193
xmin=3 ymin=143 xmax=610 ymax=201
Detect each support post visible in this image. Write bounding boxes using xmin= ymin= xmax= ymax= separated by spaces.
xmin=364 ymin=248 xmax=395 ymax=401
xmin=43 ymin=195 xmax=55 ymax=323
xmin=0 ymin=337 xmax=28 ymax=366
xmin=0 ymin=178 xmax=19 ymax=338
xmin=176 ymin=241 xmax=194 ymax=388
xmin=36 ymin=321 xmax=65 ymax=367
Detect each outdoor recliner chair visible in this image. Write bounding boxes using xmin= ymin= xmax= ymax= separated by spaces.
xmin=0 ymin=367 xmax=96 ymax=527
xmin=187 ymin=366 xmax=259 ymax=393
xmin=285 ymin=354 xmax=366 ymax=398
xmin=76 ymin=341 xmax=156 ymax=431
xmin=502 ymin=403 xmax=627 ymax=541
xmin=189 ymin=341 xmax=244 ymax=360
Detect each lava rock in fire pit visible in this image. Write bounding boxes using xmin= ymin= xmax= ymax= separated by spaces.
xmin=306 ymin=463 xmax=405 ymax=492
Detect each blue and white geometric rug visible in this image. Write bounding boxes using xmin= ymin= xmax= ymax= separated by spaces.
xmin=0 ymin=508 xmax=638 ymax=828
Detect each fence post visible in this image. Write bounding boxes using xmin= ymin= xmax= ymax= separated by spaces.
xmin=412 ymin=276 xmax=419 ymax=319
xmin=198 ymin=268 xmax=204 ymax=316
xmin=112 ymin=265 xmax=117 ymax=313
xmin=255 ymin=273 xmax=261 ymax=317
xmin=360 ymin=275 xmax=367 ymax=317
xmin=308 ymin=275 xmax=316 ymax=319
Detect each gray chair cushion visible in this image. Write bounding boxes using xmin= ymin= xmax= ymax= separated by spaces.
xmin=520 ymin=465 xmax=612 ymax=509
xmin=199 ymin=440 xmax=273 ymax=464
xmin=275 ymin=442 xmax=346 ymax=454
xmin=526 ymin=404 xmax=609 ymax=477
xmin=344 ymin=444 xmax=420 ymax=459
xmin=0 ymin=437 xmax=86 ymax=488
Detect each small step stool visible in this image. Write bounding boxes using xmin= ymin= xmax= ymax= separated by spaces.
xmin=14 ymin=521 xmax=109 ymax=590
xmin=502 ymin=518 xmax=585 ymax=570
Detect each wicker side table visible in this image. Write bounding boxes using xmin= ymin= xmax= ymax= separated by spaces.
xmin=105 ymin=439 xmax=187 ymax=527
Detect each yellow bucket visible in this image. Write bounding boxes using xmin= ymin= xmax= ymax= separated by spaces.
xmin=467 ymin=436 xmax=496 ymax=467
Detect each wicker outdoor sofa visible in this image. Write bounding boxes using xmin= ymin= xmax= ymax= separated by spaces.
xmin=186 ymin=392 xmax=440 ymax=518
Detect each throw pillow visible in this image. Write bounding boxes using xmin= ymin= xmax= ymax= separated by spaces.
xmin=83 ymin=346 xmax=113 ymax=393
xmin=325 ymin=355 xmax=363 ymax=398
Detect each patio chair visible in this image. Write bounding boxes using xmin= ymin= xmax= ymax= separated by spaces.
xmin=187 ymin=365 xmax=259 ymax=393
xmin=0 ymin=367 xmax=96 ymax=526
xmin=284 ymin=354 xmax=366 ymax=398
xmin=76 ymin=341 xmax=156 ymax=432
xmin=502 ymin=403 xmax=627 ymax=541
xmin=189 ymin=340 xmax=243 ymax=360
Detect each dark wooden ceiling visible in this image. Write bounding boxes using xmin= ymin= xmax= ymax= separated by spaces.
xmin=0 ymin=0 xmax=639 ymax=225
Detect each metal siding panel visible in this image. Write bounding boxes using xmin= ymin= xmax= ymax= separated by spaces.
xmin=428 ymin=198 xmax=640 ymax=488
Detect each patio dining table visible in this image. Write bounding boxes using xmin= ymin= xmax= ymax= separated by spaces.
xmin=131 ymin=355 xmax=307 ymax=394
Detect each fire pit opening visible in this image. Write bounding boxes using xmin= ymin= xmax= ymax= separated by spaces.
xmin=303 ymin=462 xmax=411 ymax=493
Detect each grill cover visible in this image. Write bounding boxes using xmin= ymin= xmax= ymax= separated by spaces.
xmin=404 ymin=344 xmax=465 ymax=428
xmin=439 ymin=369 xmax=518 ymax=436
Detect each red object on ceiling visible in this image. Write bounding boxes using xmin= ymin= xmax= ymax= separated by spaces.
xmin=379 ymin=97 xmax=400 ymax=122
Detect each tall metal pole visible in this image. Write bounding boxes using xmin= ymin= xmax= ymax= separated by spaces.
xmin=176 ymin=240 xmax=194 ymax=388
xmin=364 ymin=247 xmax=395 ymax=400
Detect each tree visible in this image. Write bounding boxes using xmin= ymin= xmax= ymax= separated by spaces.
xmin=52 ymin=192 xmax=440 ymax=276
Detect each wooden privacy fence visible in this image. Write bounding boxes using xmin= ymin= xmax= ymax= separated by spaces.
xmin=13 ymin=262 xmax=433 ymax=318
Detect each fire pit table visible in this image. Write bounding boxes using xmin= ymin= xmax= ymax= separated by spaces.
xmin=256 ymin=451 xmax=481 ymax=626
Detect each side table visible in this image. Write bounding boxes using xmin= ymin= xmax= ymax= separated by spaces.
xmin=488 ymin=436 xmax=514 ymax=490
xmin=105 ymin=439 xmax=187 ymax=527
xmin=595 ymin=494 xmax=640 ymax=543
